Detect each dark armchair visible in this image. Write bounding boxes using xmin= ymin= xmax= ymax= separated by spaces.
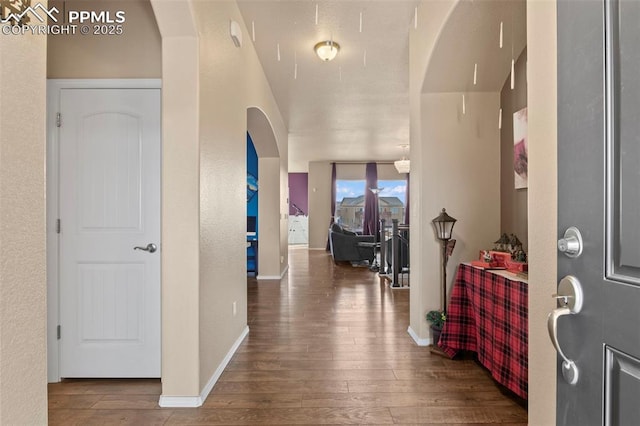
xmin=328 ymin=223 xmax=375 ymax=264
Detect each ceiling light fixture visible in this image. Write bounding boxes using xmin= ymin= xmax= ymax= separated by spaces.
xmin=314 ymin=40 xmax=340 ymax=61
xmin=394 ymin=159 xmax=410 ymax=174
xmin=394 ymin=144 xmax=410 ymax=174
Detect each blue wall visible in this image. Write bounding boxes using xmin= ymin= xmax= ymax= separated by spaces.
xmin=247 ymin=133 xmax=258 ymax=273
xmin=247 ymin=133 xmax=259 ymax=218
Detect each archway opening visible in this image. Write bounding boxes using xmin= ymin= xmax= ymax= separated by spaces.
xmin=247 ymin=107 xmax=282 ymax=279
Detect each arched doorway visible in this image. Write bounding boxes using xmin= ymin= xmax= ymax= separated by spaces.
xmin=247 ymin=107 xmax=285 ymax=279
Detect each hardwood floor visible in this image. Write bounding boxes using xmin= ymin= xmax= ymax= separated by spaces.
xmin=48 ymin=247 xmax=527 ymax=425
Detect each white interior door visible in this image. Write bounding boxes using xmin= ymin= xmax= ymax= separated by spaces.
xmin=59 ymin=88 xmax=161 ymax=377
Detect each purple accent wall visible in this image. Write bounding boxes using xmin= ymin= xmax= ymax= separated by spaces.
xmin=288 ymin=173 xmax=308 ymax=216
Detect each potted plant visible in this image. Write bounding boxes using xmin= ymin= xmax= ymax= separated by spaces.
xmin=426 ymin=310 xmax=446 ymax=345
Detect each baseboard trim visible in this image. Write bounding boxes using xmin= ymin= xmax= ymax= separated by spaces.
xmin=257 ymin=264 xmax=289 ymax=281
xmin=282 ymin=264 xmax=289 ymax=277
xmin=407 ymin=325 xmax=430 ymax=346
xmin=158 ymin=396 xmax=202 ymax=408
xmin=199 ymin=325 xmax=249 ymax=402
xmin=158 ymin=326 xmax=250 ymax=408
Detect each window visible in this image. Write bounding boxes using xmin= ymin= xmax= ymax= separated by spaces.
xmin=335 ymin=179 xmax=408 ymax=232
xmin=335 ymin=180 xmax=365 ymax=232
xmin=378 ymin=180 xmax=407 ymax=224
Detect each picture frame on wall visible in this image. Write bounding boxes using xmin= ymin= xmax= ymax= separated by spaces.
xmin=513 ymin=107 xmax=528 ymax=189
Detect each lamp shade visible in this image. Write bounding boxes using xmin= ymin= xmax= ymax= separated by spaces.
xmin=314 ymin=40 xmax=340 ymax=61
xmin=394 ymin=159 xmax=410 ymax=173
xmin=432 ymin=208 xmax=457 ymax=240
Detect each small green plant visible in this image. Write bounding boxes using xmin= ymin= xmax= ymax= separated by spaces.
xmin=426 ymin=310 xmax=446 ymax=329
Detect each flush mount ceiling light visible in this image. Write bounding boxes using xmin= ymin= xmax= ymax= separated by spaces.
xmin=314 ymin=40 xmax=340 ymax=61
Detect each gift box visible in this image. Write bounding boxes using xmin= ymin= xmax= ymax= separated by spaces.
xmin=471 ymin=260 xmax=497 ymax=268
xmin=471 ymin=250 xmax=503 ymax=269
xmin=489 ymin=251 xmax=511 ymax=268
xmin=505 ymin=259 xmax=528 ymax=273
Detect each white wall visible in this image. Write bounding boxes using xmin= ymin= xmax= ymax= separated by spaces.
xmin=0 ymin=26 xmax=48 ymax=425
xmin=409 ymin=0 xmax=457 ymax=342
xmin=193 ymin=0 xmax=288 ymax=393
xmin=258 ymin=157 xmax=283 ymax=278
xmin=527 ymin=0 xmax=558 ymax=424
xmin=48 ymin=0 xmax=161 ymax=78
xmin=151 ymin=0 xmax=201 ymax=399
xmin=308 ymin=161 xmax=332 ymax=249
xmin=377 ymin=163 xmax=407 ymax=181
xmin=410 ymin=92 xmax=501 ymax=341
xmin=151 ymin=0 xmax=288 ymax=401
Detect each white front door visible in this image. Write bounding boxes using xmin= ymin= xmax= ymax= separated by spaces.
xmin=58 ymin=88 xmax=161 ymax=377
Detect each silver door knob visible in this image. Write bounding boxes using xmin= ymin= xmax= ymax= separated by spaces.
xmin=558 ymin=226 xmax=583 ymax=258
xmin=547 ymin=275 xmax=583 ymax=385
xmin=134 ymin=243 xmax=157 ymax=253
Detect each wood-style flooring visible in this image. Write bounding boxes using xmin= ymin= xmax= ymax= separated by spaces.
xmin=48 ymin=246 xmax=527 ymax=425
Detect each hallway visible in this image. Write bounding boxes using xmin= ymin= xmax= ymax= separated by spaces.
xmin=48 ymin=247 xmax=527 ymax=424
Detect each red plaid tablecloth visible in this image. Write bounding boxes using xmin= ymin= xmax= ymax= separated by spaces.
xmin=438 ymin=263 xmax=528 ymax=399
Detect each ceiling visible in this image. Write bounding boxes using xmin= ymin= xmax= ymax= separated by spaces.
xmin=237 ymin=0 xmax=526 ymax=172
xmin=423 ymin=0 xmax=526 ymax=93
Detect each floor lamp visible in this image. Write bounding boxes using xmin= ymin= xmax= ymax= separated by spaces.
xmin=432 ymin=208 xmax=457 ymax=314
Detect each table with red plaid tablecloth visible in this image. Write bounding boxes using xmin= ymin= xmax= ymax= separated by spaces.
xmin=438 ymin=263 xmax=528 ymax=399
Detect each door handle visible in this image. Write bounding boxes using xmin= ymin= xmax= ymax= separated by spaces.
xmin=548 ymin=306 xmax=578 ymax=384
xmin=134 ymin=243 xmax=157 ymax=253
xmin=547 ymin=275 xmax=583 ymax=385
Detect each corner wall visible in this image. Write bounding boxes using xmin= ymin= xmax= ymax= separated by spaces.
xmin=408 ymin=0 xmax=458 ymax=342
xmin=47 ymin=0 xmax=161 ymax=78
xmin=527 ymin=0 xmax=558 ymax=424
xmin=500 ymin=49 xmax=528 ymax=250
xmin=0 ymin=26 xmax=48 ymax=425
xmin=412 ymin=92 xmax=501 ymax=341
xmin=308 ymin=161 xmax=332 ymax=249
xmin=190 ymin=0 xmax=288 ymax=394
xmin=151 ymin=0 xmax=201 ymax=399
xmin=258 ymin=157 xmax=282 ymax=277
xmin=152 ymin=0 xmax=288 ymax=402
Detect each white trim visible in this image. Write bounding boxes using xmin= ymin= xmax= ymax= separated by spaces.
xmin=46 ymin=81 xmax=61 ymax=383
xmin=158 ymin=326 xmax=249 ymax=408
xmin=199 ymin=325 xmax=249 ymax=402
xmin=157 ymin=396 xmax=202 ymax=408
xmin=46 ymin=79 xmax=162 ymax=382
xmin=407 ymin=326 xmax=430 ymax=346
xmin=257 ymin=264 xmax=289 ymax=281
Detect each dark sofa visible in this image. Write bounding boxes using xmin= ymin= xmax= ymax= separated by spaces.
xmin=328 ymin=223 xmax=375 ymax=263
